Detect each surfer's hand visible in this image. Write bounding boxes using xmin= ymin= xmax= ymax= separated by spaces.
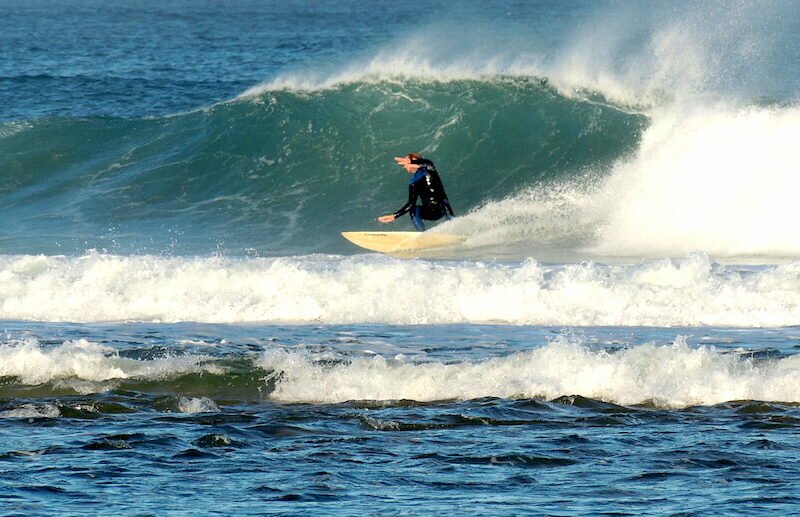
xmin=377 ymin=214 xmax=395 ymax=223
xmin=394 ymin=156 xmax=410 ymax=166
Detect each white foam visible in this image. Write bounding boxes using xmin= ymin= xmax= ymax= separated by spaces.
xmin=0 ymin=403 xmax=60 ymax=419
xmin=177 ymin=396 xmax=220 ymax=414
xmin=1 ymin=252 xmax=799 ymax=326
xmin=259 ymin=336 xmax=800 ymax=408
xmin=593 ymin=105 xmax=800 ymax=257
xmin=0 ymin=336 xmax=222 ymax=389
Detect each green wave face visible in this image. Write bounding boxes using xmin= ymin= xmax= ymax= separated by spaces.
xmin=0 ymin=79 xmax=645 ymax=255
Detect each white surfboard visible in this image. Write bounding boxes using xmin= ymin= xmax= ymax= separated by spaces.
xmin=341 ymin=231 xmax=465 ymax=254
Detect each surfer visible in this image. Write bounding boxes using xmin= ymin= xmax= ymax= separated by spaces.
xmin=377 ymin=153 xmax=454 ymax=231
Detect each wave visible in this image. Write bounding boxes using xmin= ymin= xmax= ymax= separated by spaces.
xmin=5 ymin=79 xmax=800 ymax=259
xmin=261 ymin=336 xmax=800 ymax=407
xmin=3 ymin=2 xmax=799 ymax=261
xmin=0 ymin=79 xmax=642 ymax=256
xmin=1 ymin=252 xmax=799 ymax=326
xmin=3 ymin=335 xmax=800 ymax=408
xmin=232 ymin=1 xmax=800 ymax=259
xmin=3 ymin=1 xmax=800 ymax=260
xmin=0 ymin=338 xmax=220 ymax=388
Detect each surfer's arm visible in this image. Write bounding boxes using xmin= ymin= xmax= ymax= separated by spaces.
xmin=391 ymin=184 xmax=417 ymax=218
xmin=378 ymin=202 xmax=409 ymax=223
xmin=378 ymin=192 xmax=413 ymax=223
xmin=392 ymin=201 xmax=412 ymax=218
xmin=378 ymin=198 xmax=411 ymax=224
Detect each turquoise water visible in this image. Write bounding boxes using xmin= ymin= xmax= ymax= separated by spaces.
xmin=2 ymin=1 xmax=800 ymax=515
xmin=0 ymin=80 xmax=645 ymax=255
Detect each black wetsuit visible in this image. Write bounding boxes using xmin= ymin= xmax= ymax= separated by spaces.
xmin=392 ymin=160 xmax=454 ymax=231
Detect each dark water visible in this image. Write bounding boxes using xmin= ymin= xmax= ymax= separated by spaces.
xmin=3 ymin=0 xmax=800 ymax=515
xmin=2 ymin=323 xmax=800 ymax=515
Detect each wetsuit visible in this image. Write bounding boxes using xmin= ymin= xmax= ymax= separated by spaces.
xmin=392 ymin=160 xmax=454 ymax=231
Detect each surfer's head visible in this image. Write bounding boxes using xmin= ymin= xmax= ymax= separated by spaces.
xmin=394 ymin=153 xmax=423 ymax=165
xmin=403 ymin=162 xmax=421 ymax=174
xmin=407 ymin=153 xmax=434 ymax=168
xmin=395 ymin=153 xmax=424 ymax=173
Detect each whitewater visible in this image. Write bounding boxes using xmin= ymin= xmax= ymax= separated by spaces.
xmin=1 ymin=332 xmax=799 ymax=409
xmin=0 ymin=252 xmax=799 ymax=326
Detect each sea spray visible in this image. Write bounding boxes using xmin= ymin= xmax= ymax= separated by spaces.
xmin=593 ymin=105 xmax=800 ymax=256
xmin=454 ymin=104 xmax=800 ymax=258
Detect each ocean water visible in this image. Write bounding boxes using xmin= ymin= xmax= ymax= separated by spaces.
xmin=2 ymin=0 xmax=800 ymax=515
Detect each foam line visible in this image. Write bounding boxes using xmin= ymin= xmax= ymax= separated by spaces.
xmin=260 ymin=336 xmax=800 ymax=407
xmin=0 ymin=253 xmax=798 ymax=326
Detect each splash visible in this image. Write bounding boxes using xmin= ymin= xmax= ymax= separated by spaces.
xmin=451 ymin=104 xmax=800 ymax=259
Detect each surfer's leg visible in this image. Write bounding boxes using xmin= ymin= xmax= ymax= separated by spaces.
xmin=410 ymin=207 xmax=426 ymax=231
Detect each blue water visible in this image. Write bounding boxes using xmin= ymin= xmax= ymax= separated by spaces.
xmin=3 ymin=1 xmax=800 ymax=515
xmin=4 ymin=323 xmax=800 ymax=515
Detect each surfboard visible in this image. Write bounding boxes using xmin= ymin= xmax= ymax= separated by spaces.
xmin=341 ymin=231 xmax=465 ymax=254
